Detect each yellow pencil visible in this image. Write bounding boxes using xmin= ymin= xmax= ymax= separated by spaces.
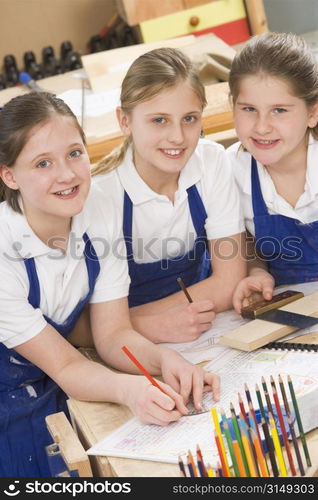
xmin=206 ymin=463 xmax=215 ymax=477
xmin=241 ymin=429 xmax=258 ymax=477
xmin=269 ymin=414 xmax=287 ymax=477
xmin=211 ymin=408 xmax=231 ymax=477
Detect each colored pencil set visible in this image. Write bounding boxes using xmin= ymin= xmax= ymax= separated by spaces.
xmin=178 ymin=374 xmax=312 ymax=477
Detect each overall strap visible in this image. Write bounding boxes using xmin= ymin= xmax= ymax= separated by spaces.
xmin=251 ymin=157 xmax=269 ymax=217
xmin=187 ymin=184 xmax=208 ymax=236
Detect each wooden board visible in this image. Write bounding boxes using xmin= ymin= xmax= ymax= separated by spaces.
xmin=221 ymin=291 xmax=318 ymax=352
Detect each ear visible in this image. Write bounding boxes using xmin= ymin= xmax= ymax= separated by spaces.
xmin=116 ymin=107 xmax=131 ymax=137
xmin=308 ymin=101 xmax=318 ymax=128
xmin=0 ymin=165 xmax=19 ymax=190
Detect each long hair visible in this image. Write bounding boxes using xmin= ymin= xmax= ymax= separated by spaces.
xmin=92 ymin=47 xmax=206 ymax=177
xmin=229 ymin=32 xmax=318 ymax=139
xmin=0 ymin=91 xmax=85 ymax=213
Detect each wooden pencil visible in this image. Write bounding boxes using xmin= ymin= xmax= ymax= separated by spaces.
xmin=238 ymin=392 xmax=249 ymax=426
xmin=214 ymin=430 xmax=230 ymax=477
xmin=287 ymin=375 xmax=312 ymax=468
xmin=178 ymin=455 xmax=187 ymax=477
xmin=269 ymin=413 xmax=287 ymax=477
xmin=177 ymin=277 xmax=193 ymax=303
xmin=196 ymin=445 xmax=207 ymax=477
xmin=255 ymin=383 xmax=267 ymax=421
xmin=233 ymin=439 xmax=247 ymax=477
xmin=230 ymin=403 xmax=250 ymax=476
xmin=271 ymin=379 xmax=296 ymax=476
xmin=251 ymin=428 xmax=269 ymax=477
xmin=187 ymin=449 xmax=198 ymax=477
xmin=206 ymin=463 xmax=215 ymax=477
xmin=261 ymin=416 xmax=279 ymax=477
xmin=122 ymin=346 xmax=167 ymax=394
xmin=287 ymin=415 xmax=305 ymax=476
xmin=222 ymin=417 xmax=240 ymax=477
xmin=240 ymin=424 xmax=258 ymax=477
xmin=248 ymin=400 xmax=264 ymax=452
xmin=261 ymin=376 xmax=274 ymax=416
xmin=211 ymin=408 xmax=231 ymax=476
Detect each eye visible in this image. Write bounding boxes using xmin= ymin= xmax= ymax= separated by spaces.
xmin=36 ymin=159 xmax=50 ymax=169
xmin=69 ymin=149 xmax=83 ymax=158
xmin=152 ymin=117 xmax=166 ymax=124
xmin=183 ymin=115 xmax=197 ymax=123
xmin=242 ymin=106 xmax=256 ymax=112
xmin=273 ymin=107 xmax=287 ymax=114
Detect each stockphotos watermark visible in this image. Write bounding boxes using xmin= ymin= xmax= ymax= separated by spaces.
xmin=3 ymin=232 xmax=304 ymax=264
xmin=2 ymin=479 xmax=132 ymax=497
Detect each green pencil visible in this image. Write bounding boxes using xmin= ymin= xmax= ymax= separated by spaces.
xmin=287 ymin=375 xmax=311 ymax=468
xmin=230 ymin=403 xmax=250 ymax=476
xmin=221 ymin=409 xmax=240 ymax=477
xmin=255 ymin=383 xmax=267 ymax=421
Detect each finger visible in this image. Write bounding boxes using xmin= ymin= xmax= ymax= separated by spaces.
xmin=262 ymin=283 xmax=274 ymax=301
xmin=189 ymin=300 xmax=214 ymax=313
xmin=190 ymin=370 xmax=204 ymax=411
xmin=198 ymin=311 xmax=216 ymax=324
xmin=141 ymin=407 xmax=182 ymax=426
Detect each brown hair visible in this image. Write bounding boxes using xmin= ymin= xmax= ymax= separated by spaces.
xmin=0 ymin=91 xmax=85 ymax=213
xmin=229 ymin=32 xmax=318 ymax=140
xmin=92 ymin=47 xmax=206 ymax=176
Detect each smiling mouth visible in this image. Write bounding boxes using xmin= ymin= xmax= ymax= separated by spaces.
xmin=54 ymin=186 xmax=78 ymax=196
xmin=160 ymin=148 xmax=185 ymax=157
xmin=253 ymin=139 xmax=279 ymax=145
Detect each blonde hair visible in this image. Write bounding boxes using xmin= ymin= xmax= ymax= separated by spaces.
xmin=229 ymin=32 xmax=318 ymax=140
xmin=92 ymin=47 xmax=206 ymax=176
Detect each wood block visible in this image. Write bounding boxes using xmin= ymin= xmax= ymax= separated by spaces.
xmin=221 ymin=291 xmax=318 ymax=352
xmin=46 ymin=411 xmax=93 ymax=477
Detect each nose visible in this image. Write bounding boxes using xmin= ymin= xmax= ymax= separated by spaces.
xmin=56 ymin=161 xmax=76 ymax=183
xmin=168 ymin=122 xmax=184 ymax=144
xmin=254 ymin=113 xmax=272 ymax=135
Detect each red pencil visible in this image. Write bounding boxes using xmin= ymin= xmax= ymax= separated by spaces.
xmin=238 ymin=392 xmax=249 ymax=426
xmin=214 ymin=431 xmax=230 ymax=477
xmin=122 ymin=345 xmax=167 ymax=394
xmin=271 ymin=378 xmax=296 ymax=476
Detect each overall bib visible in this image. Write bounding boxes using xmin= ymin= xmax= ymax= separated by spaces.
xmin=251 ymin=157 xmax=318 ymax=285
xmin=123 ymin=185 xmax=212 ymax=307
xmin=0 ymin=232 xmax=100 ymax=477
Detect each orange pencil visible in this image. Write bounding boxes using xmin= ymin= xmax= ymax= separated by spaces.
xmin=233 ymin=439 xmax=247 ymax=477
xmin=188 ymin=449 xmax=198 ymax=477
xmin=214 ymin=431 xmax=230 ymax=477
xmin=122 ymin=346 xmax=166 ymax=394
xmin=251 ymin=429 xmax=269 ymax=477
xmin=196 ymin=444 xmax=207 ymax=477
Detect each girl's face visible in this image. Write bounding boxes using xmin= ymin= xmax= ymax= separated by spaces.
xmin=1 ymin=115 xmax=91 ymax=229
xmin=117 ymin=81 xmax=203 ymax=185
xmin=233 ymin=74 xmax=318 ymax=168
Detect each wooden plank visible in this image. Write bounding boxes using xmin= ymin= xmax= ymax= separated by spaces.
xmin=244 ymin=0 xmax=269 ymax=35
xmin=46 ymin=412 xmax=93 ymax=477
xmin=221 ymin=291 xmax=318 ymax=352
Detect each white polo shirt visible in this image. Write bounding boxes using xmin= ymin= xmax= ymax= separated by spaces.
xmin=0 ymin=184 xmax=130 ymax=348
xmin=226 ymin=135 xmax=318 ymax=236
xmin=93 ymin=138 xmax=244 ymax=263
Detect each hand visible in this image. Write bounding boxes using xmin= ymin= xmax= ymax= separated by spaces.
xmin=123 ymin=375 xmax=188 ymax=425
xmin=155 ymin=300 xmax=216 ymax=343
xmin=159 ymin=348 xmax=220 ymax=411
xmin=232 ymin=271 xmax=275 ymax=314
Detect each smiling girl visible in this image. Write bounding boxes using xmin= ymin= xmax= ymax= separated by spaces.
xmin=226 ymin=32 xmax=318 ymax=312
xmin=92 ymin=47 xmax=246 ymax=343
xmin=0 ymin=92 xmax=220 ymax=476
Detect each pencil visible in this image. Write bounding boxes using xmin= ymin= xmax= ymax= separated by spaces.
xmin=188 ymin=449 xmax=198 ymax=477
xmin=255 ymin=383 xmax=267 ymax=421
xmin=178 ymin=455 xmax=187 ymax=477
xmin=238 ymin=392 xmax=249 ymax=426
xmin=233 ymin=439 xmax=247 ymax=477
xmin=270 ymin=378 xmax=296 ymax=476
xmin=251 ymin=428 xmax=269 ymax=477
xmin=269 ymin=413 xmax=287 ymax=476
xmin=211 ymin=408 xmax=231 ymax=476
xmin=261 ymin=377 xmax=274 ymax=416
xmin=222 ymin=415 xmax=240 ymax=477
xmin=177 ymin=277 xmax=193 ymax=303
xmin=287 ymin=415 xmax=305 ymax=476
xmin=214 ymin=431 xmax=230 ymax=477
xmin=261 ymin=416 xmax=279 ymax=477
xmin=122 ymin=345 xmax=166 ymax=394
xmin=206 ymin=463 xmax=215 ymax=477
xmin=240 ymin=424 xmax=258 ymax=477
xmin=287 ymin=375 xmax=312 ymax=467
xmin=230 ymin=403 xmax=250 ymax=476
xmin=248 ymin=400 xmax=264 ymax=452
xmin=197 ymin=444 xmax=208 ymax=477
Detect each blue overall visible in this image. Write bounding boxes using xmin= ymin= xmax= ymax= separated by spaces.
xmin=251 ymin=157 xmax=318 ymax=285
xmin=0 ymin=232 xmax=100 ymax=477
xmin=123 ymin=185 xmax=212 ymax=307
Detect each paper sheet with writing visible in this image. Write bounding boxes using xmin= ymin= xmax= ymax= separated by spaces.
xmin=87 ymin=348 xmax=318 ymax=464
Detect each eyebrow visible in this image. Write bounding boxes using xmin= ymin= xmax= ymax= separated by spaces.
xmin=236 ymin=101 xmax=295 ymax=107
xmin=145 ymin=110 xmax=201 ymax=116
